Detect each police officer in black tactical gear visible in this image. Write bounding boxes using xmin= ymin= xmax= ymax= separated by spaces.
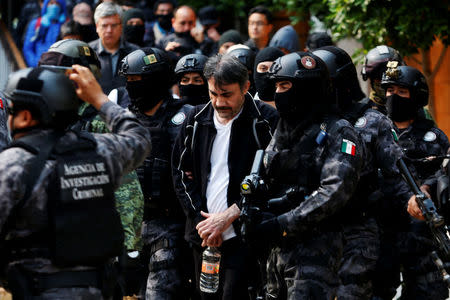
xmin=247 ymin=52 xmax=364 ymax=298
xmin=313 ymin=46 xmax=413 ymax=300
xmin=381 ymin=63 xmax=450 ymax=299
xmin=174 ymin=53 xmax=209 ymax=106
xmin=0 ymin=65 xmax=151 ymax=299
xmin=227 ymin=44 xmax=257 ymax=96
xmin=38 ymin=38 xmax=146 ymax=298
xmin=119 ymin=47 xmax=194 ymax=300
xmin=361 ymin=45 xmax=405 ymax=113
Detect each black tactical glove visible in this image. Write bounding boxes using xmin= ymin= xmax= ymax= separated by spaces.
xmin=254 ymin=217 xmax=283 ymax=242
xmin=246 ymin=213 xmax=284 ymax=249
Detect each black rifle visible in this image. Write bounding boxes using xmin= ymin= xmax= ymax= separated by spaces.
xmin=397 ymin=158 xmax=450 ymax=287
xmin=240 ymin=150 xmax=303 ymax=240
xmin=239 ymin=149 xmax=267 ymax=300
xmin=240 ymin=150 xmax=267 ymax=242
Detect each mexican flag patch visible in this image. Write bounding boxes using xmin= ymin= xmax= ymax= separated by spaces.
xmin=341 ymin=139 xmax=356 ymax=156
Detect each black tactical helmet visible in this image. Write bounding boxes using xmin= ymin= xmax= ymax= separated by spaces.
xmin=313 ymin=46 xmax=365 ymax=104
xmin=4 ymin=67 xmax=79 ymax=127
xmin=361 ymin=45 xmax=404 ymax=81
xmin=119 ymin=47 xmax=174 ymax=87
xmin=381 ymin=63 xmax=429 ymax=106
xmin=227 ymin=45 xmax=256 ymax=72
xmin=38 ymin=39 xmax=101 ymax=79
xmin=269 ymin=52 xmax=332 ymax=120
xmin=174 ymin=53 xmax=208 ymax=78
xmin=269 ymin=51 xmax=331 ymax=92
xmin=119 ymin=47 xmax=172 ymax=76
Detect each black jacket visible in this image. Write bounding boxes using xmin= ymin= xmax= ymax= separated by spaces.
xmin=172 ymin=95 xmax=278 ymax=245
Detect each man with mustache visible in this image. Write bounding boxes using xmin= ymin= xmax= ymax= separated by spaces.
xmin=172 ymin=53 xmax=278 ymax=299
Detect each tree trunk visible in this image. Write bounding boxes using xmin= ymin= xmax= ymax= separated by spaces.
xmin=419 ymin=45 xmax=448 ymax=120
xmin=419 ymin=48 xmax=434 ymax=118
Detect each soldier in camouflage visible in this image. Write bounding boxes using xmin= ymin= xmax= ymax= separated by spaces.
xmin=0 ymin=65 xmax=151 ymax=299
xmin=0 ymin=91 xmax=9 ymax=151
xmin=248 ymin=52 xmax=364 ymax=299
xmin=381 ymin=64 xmax=450 ymax=299
xmin=313 ymin=46 xmax=414 ymax=300
xmin=361 ymin=45 xmax=405 ymax=114
xmin=119 ymin=47 xmax=194 ymax=300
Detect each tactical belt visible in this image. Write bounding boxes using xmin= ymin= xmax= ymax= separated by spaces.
xmin=149 ymin=238 xmax=178 ymax=256
xmin=147 ymin=238 xmax=181 ymax=272
xmin=31 ymin=270 xmax=102 ymax=291
xmin=7 ymin=266 xmax=103 ymax=296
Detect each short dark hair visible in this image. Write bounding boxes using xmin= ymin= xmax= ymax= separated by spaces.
xmin=153 ymin=0 xmax=175 ymax=13
xmin=248 ymin=5 xmax=272 ymax=24
xmin=306 ymin=32 xmax=333 ymax=51
xmin=60 ymin=20 xmax=82 ymax=39
xmin=204 ymin=54 xmax=249 ymax=91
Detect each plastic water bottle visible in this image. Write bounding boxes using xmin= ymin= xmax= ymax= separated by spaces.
xmin=199 ymin=246 xmax=221 ymax=293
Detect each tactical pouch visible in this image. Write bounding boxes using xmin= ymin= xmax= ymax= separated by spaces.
xmin=151 ymin=158 xmax=169 ymax=200
xmin=48 ymin=146 xmax=124 ymax=267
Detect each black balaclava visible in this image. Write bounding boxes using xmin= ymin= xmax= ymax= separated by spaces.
xmin=274 ymin=78 xmax=325 ymax=124
xmin=79 ymin=24 xmax=97 ymax=43
xmin=387 ymin=93 xmax=418 ymax=122
xmin=179 ymin=82 xmax=209 ymax=106
xmin=155 ymin=13 xmax=173 ymax=31
xmin=122 ymin=8 xmax=146 ymax=46
xmin=124 ymin=24 xmax=145 ymax=46
xmin=254 ymin=47 xmax=284 ymax=101
xmin=127 ymin=75 xmax=169 ymax=112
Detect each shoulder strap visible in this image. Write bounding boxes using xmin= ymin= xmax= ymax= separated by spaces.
xmin=1 ymin=131 xmax=62 ymax=239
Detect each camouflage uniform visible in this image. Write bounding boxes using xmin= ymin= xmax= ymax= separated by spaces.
xmin=393 ymin=118 xmax=450 ymax=300
xmin=78 ymin=103 xmax=144 ymax=251
xmin=338 ymin=107 xmax=412 ymax=300
xmin=0 ymin=92 xmax=9 ymax=151
xmin=132 ymin=99 xmax=194 ymax=300
xmin=264 ymin=117 xmax=364 ymax=299
xmin=0 ymin=102 xmax=151 ymax=298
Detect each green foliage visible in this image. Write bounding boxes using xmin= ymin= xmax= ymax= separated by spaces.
xmin=179 ymin=0 xmax=448 ymax=57
xmin=270 ymin=0 xmax=448 ymax=56
xmin=325 ymin=0 xmax=448 ymax=56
